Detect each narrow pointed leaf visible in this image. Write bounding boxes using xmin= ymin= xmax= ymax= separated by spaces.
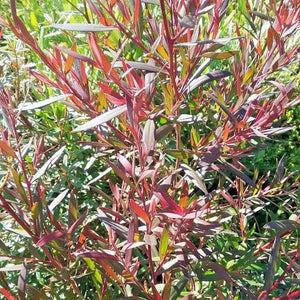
xmin=220 ymin=160 xmax=255 ymax=187
xmin=181 ymin=163 xmax=208 ymax=194
xmin=65 ymin=43 xmax=76 ymax=73
xmin=52 ymin=23 xmax=117 ymax=32
xmin=73 ymin=105 xmax=126 ymax=132
xmin=75 ymin=251 xmax=118 ymax=261
xmin=36 ymin=230 xmax=65 ymax=247
xmin=175 ymin=37 xmax=243 ymax=47
xmin=67 ymin=209 xmax=89 ymax=235
xmin=130 ymin=200 xmax=150 ymax=224
xmin=159 ymin=228 xmax=169 ymax=259
xmin=18 ymin=94 xmax=71 ymax=111
xmin=0 ymin=141 xmax=15 ymax=157
xmin=0 ymin=287 xmax=17 ymax=300
xmin=264 ymin=233 xmax=281 ymax=290
xmin=32 ymin=146 xmax=66 ymax=182
xmin=143 ymin=119 xmax=155 ymax=151
xmin=17 ymin=261 xmax=27 ymax=300
xmin=49 ymin=189 xmax=69 ymax=212
xmin=264 ymin=220 xmax=300 ymax=232
xmin=201 ymin=51 xmax=239 ymax=59
xmin=185 ymin=70 xmax=231 ymax=93
xmin=113 ymin=61 xmax=167 ymax=73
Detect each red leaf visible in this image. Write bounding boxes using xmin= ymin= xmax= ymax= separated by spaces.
xmin=134 ymin=0 xmax=141 ymax=27
xmin=0 ymin=288 xmax=17 ymax=300
xmin=154 ymin=192 xmax=183 ymax=215
xmin=36 ymin=230 xmax=65 ymax=247
xmin=30 ymin=71 xmax=58 ymax=88
xmin=75 ymin=251 xmax=118 ymax=261
xmin=88 ymin=34 xmax=119 ymax=81
xmin=55 ymin=45 xmax=97 ymax=66
xmin=273 ymin=290 xmax=300 ymax=300
xmin=98 ymin=260 xmax=120 ymax=282
xmin=130 ymin=199 xmax=150 ymax=224
xmin=67 ymin=209 xmax=89 ymax=235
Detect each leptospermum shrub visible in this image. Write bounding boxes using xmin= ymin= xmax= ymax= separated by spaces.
xmin=0 ymin=0 xmax=299 ymax=299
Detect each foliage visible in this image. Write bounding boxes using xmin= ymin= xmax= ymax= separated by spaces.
xmin=0 ymin=0 xmax=299 ymax=299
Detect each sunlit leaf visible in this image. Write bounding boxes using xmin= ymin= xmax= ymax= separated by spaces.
xmin=18 ymin=94 xmax=71 ymax=111
xmin=52 ymin=23 xmax=117 ymax=32
xmin=159 ymin=228 xmax=169 ymax=259
xmin=73 ymin=105 xmax=127 ymax=132
xmin=201 ymin=51 xmax=239 ymax=59
xmin=32 ymin=146 xmax=66 ymax=182
xmin=130 ymin=200 xmax=150 ymax=224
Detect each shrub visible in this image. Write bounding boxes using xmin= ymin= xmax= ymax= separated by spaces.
xmin=0 ymin=0 xmax=299 ymax=299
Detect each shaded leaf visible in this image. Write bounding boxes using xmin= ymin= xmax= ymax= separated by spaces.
xmin=264 ymin=233 xmax=281 ymax=290
xmin=17 ymin=261 xmax=27 ymax=300
xmin=106 ymin=159 xmax=136 ymax=190
xmin=166 ymin=149 xmax=191 ymax=160
xmin=180 ymin=15 xmax=195 ymax=28
xmin=98 ymin=209 xmax=128 ymax=239
xmin=219 ymin=159 xmax=255 ymax=187
xmin=155 ymin=124 xmax=174 ymax=141
xmin=199 ymin=146 xmax=221 ymax=166
xmin=264 ymin=220 xmax=300 ymax=232
xmin=26 ymin=285 xmax=48 ymax=300
xmin=170 ymin=277 xmax=188 ymax=300
xmin=185 ymin=70 xmax=232 ymax=93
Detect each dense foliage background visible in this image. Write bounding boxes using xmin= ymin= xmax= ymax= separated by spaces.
xmin=0 ymin=0 xmax=299 ymax=299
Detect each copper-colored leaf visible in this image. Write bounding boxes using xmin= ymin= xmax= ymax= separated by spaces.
xmin=201 ymin=50 xmax=239 ymax=59
xmin=64 ymin=43 xmax=76 ymax=73
xmin=130 ymin=199 xmax=150 ymax=224
xmin=0 ymin=141 xmax=15 ymax=157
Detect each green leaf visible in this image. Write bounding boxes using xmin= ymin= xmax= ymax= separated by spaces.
xmin=170 ymin=277 xmax=188 ymax=300
xmin=159 ymin=228 xmax=169 ymax=259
